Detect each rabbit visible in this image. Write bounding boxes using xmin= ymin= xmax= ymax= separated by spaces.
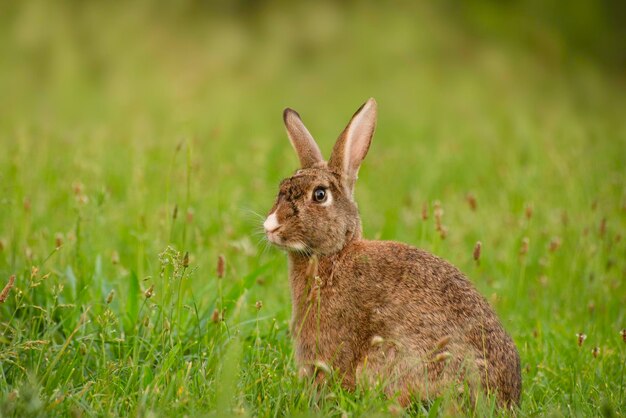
xmin=263 ymin=98 xmax=521 ymax=408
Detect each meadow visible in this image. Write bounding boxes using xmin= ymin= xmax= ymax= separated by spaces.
xmin=0 ymin=2 xmax=625 ymax=417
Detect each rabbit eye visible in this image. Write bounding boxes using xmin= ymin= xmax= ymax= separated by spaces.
xmin=313 ymin=187 xmax=327 ymax=203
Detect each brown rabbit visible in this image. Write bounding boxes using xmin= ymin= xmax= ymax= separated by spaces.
xmin=263 ymin=98 xmax=521 ymax=408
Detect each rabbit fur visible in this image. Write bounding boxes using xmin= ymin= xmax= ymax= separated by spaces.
xmin=263 ymin=98 xmax=521 ymax=408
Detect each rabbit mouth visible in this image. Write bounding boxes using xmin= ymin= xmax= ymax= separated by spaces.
xmin=266 ymin=232 xmax=309 ymax=253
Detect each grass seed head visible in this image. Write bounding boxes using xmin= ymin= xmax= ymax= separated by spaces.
xmin=76 ymin=194 xmax=89 ymax=205
xmin=421 ymin=202 xmax=429 ymax=220
xmin=599 ymin=217 xmax=607 ymax=237
xmin=144 ymin=285 xmax=154 ymax=299
xmin=305 ymin=255 xmax=319 ymax=279
xmin=72 ymin=181 xmax=84 ymax=195
xmin=433 ymin=201 xmax=443 ymax=231
xmin=217 ymin=254 xmax=225 ymax=278
xmin=576 ymin=333 xmax=587 ymax=347
xmin=519 ymin=237 xmax=530 ymax=256
xmin=371 ymin=335 xmax=384 ymax=347
xmin=592 ymin=346 xmax=599 ymax=358
xmin=255 ymin=300 xmax=263 ymax=310
xmin=55 ymin=233 xmax=63 ymax=248
xmin=434 ymin=351 xmax=452 ymax=362
xmin=172 ymin=204 xmax=178 ymax=220
xmin=211 ymin=308 xmax=221 ymax=323
xmin=466 ymin=193 xmax=477 ymax=211
xmin=388 ymin=403 xmax=404 ymax=416
xmin=473 ymin=241 xmax=482 ymax=263
xmin=183 ymin=251 xmax=189 ymax=268
xmin=549 ymin=236 xmax=562 ymax=253
xmin=313 ymin=360 xmax=331 ymax=375
xmin=524 ymin=204 xmax=533 ymax=220
xmin=435 ymin=335 xmax=451 ymax=350
xmin=439 ymin=225 xmax=448 ymax=240
xmin=106 ymin=289 xmax=115 ymax=304
xmin=0 ymin=275 xmax=16 ymax=303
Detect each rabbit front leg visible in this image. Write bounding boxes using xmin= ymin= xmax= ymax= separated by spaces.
xmin=291 ymin=300 xmax=360 ymax=389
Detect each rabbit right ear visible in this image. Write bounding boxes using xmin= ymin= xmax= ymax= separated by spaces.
xmin=283 ymin=108 xmax=324 ymax=169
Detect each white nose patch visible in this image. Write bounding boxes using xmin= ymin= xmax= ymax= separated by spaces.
xmin=263 ymin=213 xmax=280 ymax=232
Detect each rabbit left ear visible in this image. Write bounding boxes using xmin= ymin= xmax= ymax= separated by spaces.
xmin=328 ymin=98 xmax=377 ymax=196
xmin=283 ymin=108 xmax=324 ymax=169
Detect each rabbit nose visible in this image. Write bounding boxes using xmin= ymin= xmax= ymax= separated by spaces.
xmin=264 ymin=213 xmax=281 ymax=233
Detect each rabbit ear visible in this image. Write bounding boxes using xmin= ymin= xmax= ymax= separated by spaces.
xmin=328 ymin=98 xmax=377 ymax=195
xmin=283 ymin=108 xmax=324 ymax=169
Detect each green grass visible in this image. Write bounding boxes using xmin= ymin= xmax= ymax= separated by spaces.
xmin=1 ymin=2 xmax=625 ymax=417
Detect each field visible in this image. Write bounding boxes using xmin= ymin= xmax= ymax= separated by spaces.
xmin=1 ymin=2 xmax=625 ymax=417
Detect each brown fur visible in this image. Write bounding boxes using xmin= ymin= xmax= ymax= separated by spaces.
xmin=264 ymin=99 xmax=521 ymax=408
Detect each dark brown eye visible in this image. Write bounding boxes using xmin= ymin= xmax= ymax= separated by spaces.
xmin=313 ymin=187 xmax=327 ymax=203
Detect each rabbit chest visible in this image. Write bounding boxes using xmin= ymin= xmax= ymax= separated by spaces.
xmin=288 ymin=254 xmax=386 ymax=379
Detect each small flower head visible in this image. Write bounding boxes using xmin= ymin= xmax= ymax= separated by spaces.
xmin=255 ymin=300 xmax=263 ymax=311
xmin=576 ymin=333 xmax=587 ymax=347
xmin=144 ymin=285 xmax=154 ymax=299
xmin=592 ymin=346 xmax=600 ymax=358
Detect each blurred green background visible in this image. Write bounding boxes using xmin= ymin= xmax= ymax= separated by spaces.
xmin=0 ymin=1 xmax=625 ymax=416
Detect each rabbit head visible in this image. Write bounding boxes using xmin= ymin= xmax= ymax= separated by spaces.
xmin=264 ymin=98 xmax=377 ymax=256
